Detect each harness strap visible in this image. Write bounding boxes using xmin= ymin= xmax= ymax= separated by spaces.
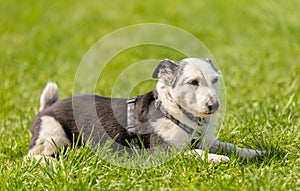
xmin=126 ymin=97 xmax=202 ymax=148
xmin=126 ymin=96 xmax=138 ymax=134
xmin=155 ymin=100 xmax=202 ymax=137
xmin=126 ymin=96 xmax=141 ymax=148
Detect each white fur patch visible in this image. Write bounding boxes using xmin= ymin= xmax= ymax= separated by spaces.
xmin=28 ymin=116 xmax=70 ymax=157
xmin=188 ymin=149 xmax=230 ymax=163
xmin=151 ymin=118 xmax=191 ymax=148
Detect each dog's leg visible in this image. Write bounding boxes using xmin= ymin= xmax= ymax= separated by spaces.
xmin=187 ymin=149 xmax=230 ymax=164
xmin=27 ymin=116 xmax=71 ymax=161
xmin=210 ymin=140 xmax=265 ymax=159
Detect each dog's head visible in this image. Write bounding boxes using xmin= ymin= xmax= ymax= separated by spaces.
xmin=153 ymin=58 xmax=222 ymax=117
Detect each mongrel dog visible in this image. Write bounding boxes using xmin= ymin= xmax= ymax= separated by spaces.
xmin=27 ymin=58 xmax=264 ymax=163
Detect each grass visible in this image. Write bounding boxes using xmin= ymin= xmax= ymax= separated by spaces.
xmin=0 ymin=0 xmax=299 ymax=190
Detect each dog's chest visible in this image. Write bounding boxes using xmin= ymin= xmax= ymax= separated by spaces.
xmin=151 ymin=118 xmax=192 ymax=148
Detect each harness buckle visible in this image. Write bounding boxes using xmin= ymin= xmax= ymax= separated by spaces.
xmin=126 ymin=96 xmax=138 ymax=133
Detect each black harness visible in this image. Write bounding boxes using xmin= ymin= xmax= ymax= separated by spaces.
xmin=126 ymin=97 xmax=203 ymax=147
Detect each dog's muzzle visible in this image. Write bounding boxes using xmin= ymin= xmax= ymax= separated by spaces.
xmin=206 ymin=101 xmax=219 ymax=114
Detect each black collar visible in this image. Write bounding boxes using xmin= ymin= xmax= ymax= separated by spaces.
xmin=154 ymin=100 xmax=203 ymax=136
xmin=176 ymin=103 xmax=204 ymax=126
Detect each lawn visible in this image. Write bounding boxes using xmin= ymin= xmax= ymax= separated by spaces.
xmin=0 ymin=0 xmax=299 ymax=190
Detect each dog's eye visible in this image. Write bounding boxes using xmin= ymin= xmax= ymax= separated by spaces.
xmin=212 ymin=77 xmax=219 ymax=84
xmin=190 ymin=80 xmax=199 ymax=86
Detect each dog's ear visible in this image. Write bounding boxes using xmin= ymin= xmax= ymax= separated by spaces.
xmin=205 ymin=58 xmax=221 ymax=74
xmin=152 ymin=59 xmax=178 ymax=80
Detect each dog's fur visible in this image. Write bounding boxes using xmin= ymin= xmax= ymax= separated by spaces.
xmin=27 ymin=58 xmax=264 ymax=163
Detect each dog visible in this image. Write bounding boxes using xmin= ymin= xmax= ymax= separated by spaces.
xmin=27 ymin=58 xmax=264 ymax=163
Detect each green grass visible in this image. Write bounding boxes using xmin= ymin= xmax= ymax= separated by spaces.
xmin=1 ymin=0 xmax=299 ymax=190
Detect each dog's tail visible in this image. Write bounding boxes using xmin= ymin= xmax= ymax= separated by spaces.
xmin=39 ymin=82 xmax=59 ymax=111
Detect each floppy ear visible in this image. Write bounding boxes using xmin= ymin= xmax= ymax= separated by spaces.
xmin=152 ymin=59 xmax=178 ymax=80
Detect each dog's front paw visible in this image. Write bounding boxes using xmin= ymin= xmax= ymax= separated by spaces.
xmin=207 ymin=153 xmax=230 ymax=164
xmin=188 ymin=149 xmax=230 ymax=164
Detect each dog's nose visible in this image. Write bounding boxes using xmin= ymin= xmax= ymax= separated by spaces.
xmin=206 ymin=101 xmax=219 ymax=113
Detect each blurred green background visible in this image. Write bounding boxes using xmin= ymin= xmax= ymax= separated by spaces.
xmin=0 ymin=0 xmax=299 ymax=190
